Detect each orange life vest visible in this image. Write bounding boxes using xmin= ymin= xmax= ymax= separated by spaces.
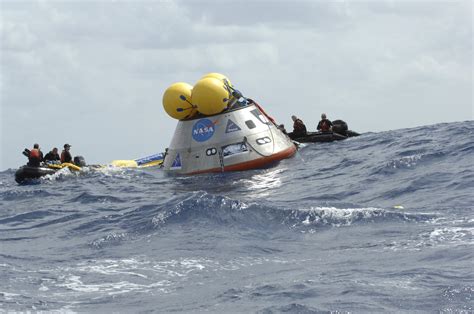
xmin=30 ymin=149 xmax=40 ymax=159
xmin=320 ymin=120 xmax=330 ymax=131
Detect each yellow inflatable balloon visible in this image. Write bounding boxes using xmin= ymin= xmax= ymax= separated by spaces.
xmin=201 ymin=72 xmax=232 ymax=87
xmin=192 ymin=77 xmax=230 ymax=115
xmin=201 ymin=73 xmax=233 ymax=99
xmin=162 ymin=82 xmax=197 ymax=120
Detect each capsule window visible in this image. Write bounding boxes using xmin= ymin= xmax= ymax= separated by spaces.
xmin=256 ymin=137 xmax=272 ymax=145
xmin=222 ymin=142 xmax=248 ymax=157
xmin=245 ymin=120 xmax=256 ymax=129
xmin=206 ymin=148 xmax=218 ymax=156
xmin=251 ymin=109 xmax=269 ymax=124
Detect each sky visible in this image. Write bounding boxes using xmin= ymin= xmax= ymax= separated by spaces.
xmin=1 ymin=0 xmax=472 ymax=170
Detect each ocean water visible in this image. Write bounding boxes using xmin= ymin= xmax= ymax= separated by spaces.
xmin=0 ymin=121 xmax=473 ymax=312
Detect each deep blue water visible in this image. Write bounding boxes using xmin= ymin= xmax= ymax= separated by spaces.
xmin=1 ymin=121 xmax=473 ymax=312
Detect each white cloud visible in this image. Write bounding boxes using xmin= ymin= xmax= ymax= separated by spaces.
xmin=1 ymin=21 xmax=39 ymax=52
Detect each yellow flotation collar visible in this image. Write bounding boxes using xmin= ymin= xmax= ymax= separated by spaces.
xmin=47 ymin=162 xmax=81 ymax=171
xmin=138 ymin=159 xmax=163 ymax=167
xmin=110 ymin=159 xmax=163 ymax=168
xmin=110 ymin=160 xmax=139 ymax=168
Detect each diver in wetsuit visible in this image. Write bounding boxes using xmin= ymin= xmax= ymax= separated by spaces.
xmin=44 ymin=147 xmax=60 ymax=163
xmin=289 ymin=115 xmax=307 ymax=139
xmin=61 ymin=144 xmax=73 ymax=163
xmin=27 ymin=143 xmax=44 ymax=167
xmin=317 ymin=113 xmax=333 ymax=132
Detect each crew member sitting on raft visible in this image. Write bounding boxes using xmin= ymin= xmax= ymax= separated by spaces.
xmin=61 ymin=144 xmax=73 ymax=163
xmin=44 ymin=147 xmax=60 ymax=163
xmin=317 ymin=113 xmax=333 ymax=132
xmin=27 ymin=143 xmax=44 ymax=167
xmin=290 ymin=115 xmax=307 ymax=138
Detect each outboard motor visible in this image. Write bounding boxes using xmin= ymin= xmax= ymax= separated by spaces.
xmin=332 ymin=120 xmax=348 ymax=136
xmin=22 ymin=148 xmax=31 ymax=158
xmin=74 ymin=156 xmax=87 ymax=167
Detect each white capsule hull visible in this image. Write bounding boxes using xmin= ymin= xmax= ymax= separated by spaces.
xmin=162 ymin=104 xmax=296 ymax=174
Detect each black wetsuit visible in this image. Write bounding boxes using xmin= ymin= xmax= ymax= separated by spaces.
xmin=61 ymin=150 xmax=72 ymax=163
xmin=44 ymin=152 xmax=60 ymax=162
xmin=293 ymin=119 xmax=307 ymax=136
xmin=317 ymin=119 xmax=333 ymax=132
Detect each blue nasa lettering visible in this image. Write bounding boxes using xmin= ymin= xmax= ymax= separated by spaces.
xmin=192 ymin=118 xmax=216 ymax=142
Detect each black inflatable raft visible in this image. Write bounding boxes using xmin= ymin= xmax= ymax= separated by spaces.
xmin=15 ymin=156 xmax=86 ymax=184
xmin=289 ymin=119 xmax=360 ymax=143
xmin=15 ymin=166 xmax=58 ymax=184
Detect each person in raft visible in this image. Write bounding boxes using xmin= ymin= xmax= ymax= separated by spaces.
xmin=61 ymin=144 xmax=73 ymax=163
xmin=288 ymin=115 xmax=307 ymax=139
xmin=27 ymin=143 xmax=44 ymax=167
xmin=44 ymin=147 xmax=60 ymax=163
xmin=317 ymin=113 xmax=333 ymax=132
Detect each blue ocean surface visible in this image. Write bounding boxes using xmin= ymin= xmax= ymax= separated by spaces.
xmin=0 ymin=121 xmax=472 ymax=312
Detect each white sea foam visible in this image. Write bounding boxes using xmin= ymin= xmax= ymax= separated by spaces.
xmin=151 ymin=210 xmax=175 ymax=226
xmin=38 ymin=284 xmax=49 ymax=291
xmin=58 ymin=275 xmax=170 ymax=295
xmin=95 ymin=165 xmax=139 ymax=180
xmin=356 ymin=277 xmax=422 ymax=291
xmin=295 ymin=206 xmax=386 ymax=227
xmin=97 ymin=165 xmax=127 ymax=175
xmin=387 ymin=226 xmax=473 ymax=251
xmin=240 ymin=168 xmax=283 ymax=197
xmin=429 ymin=227 xmax=474 ymax=244
xmin=42 ymin=167 xmax=73 ymax=181
xmin=0 ymin=291 xmax=21 ymax=300
xmin=387 ymin=154 xmax=423 ymax=169
xmin=50 ymin=255 xmax=298 ymax=296
xmin=90 ymin=232 xmax=128 ymax=248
